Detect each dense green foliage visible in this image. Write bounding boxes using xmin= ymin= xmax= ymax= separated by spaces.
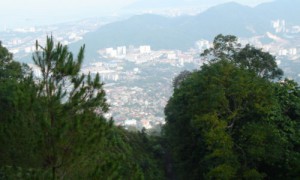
xmin=201 ymin=34 xmax=283 ymax=79
xmin=164 ymin=35 xmax=300 ymax=179
xmin=1 ymin=34 xmax=300 ymax=179
xmin=0 ymin=38 xmax=165 ymax=179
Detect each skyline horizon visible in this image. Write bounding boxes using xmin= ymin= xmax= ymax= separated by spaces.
xmin=0 ymin=0 xmax=273 ymax=29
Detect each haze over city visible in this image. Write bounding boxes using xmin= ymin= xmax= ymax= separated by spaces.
xmin=1 ymin=0 xmax=300 ymax=179
xmin=1 ymin=0 xmax=272 ymax=28
xmin=1 ymin=0 xmax=300 ymax=128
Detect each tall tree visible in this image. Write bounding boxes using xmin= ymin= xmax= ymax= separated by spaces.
xmin=164 ymin=34 xmax=299 ymax=179
xmin=1 ymin=37 xmax=166 ymax=179
xmin=32 ymin=36 xmax=109 ymax=178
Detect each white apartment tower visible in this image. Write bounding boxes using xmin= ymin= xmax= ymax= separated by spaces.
xmin=139 ymin=45 xmax=151 ymax=54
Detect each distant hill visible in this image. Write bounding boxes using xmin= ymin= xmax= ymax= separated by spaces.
xmin=124 ymin=0 xmax=269 ymax=11
xmin=180 ymin=2 xmax=270 ymax=39
xmin=254 ymin=0 xmax=300 ymax=24
xmin=71 ymin=0 xmax=300 ymax=60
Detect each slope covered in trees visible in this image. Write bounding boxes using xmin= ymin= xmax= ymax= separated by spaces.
xmin=164 ymin=35 xmax=300 ymax=179
xmin=1 ymin=35 xmax=300 ymax=179
xmin=0 ymin=38 xmax=165 ymax=179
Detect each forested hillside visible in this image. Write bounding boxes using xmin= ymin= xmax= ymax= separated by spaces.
xmin=164 ymin=35 xmax=300 ymax=179
xmin=0 ymin=38 xmax=165 ymax=179
xmin=1 ymin=35 xmax=300 ymax=179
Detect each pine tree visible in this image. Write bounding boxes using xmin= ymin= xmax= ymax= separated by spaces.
xmin=32 ymin=36 xmax=109 ymax=178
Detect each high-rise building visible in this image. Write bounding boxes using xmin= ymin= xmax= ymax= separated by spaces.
xmin=117 ymin=46 xmax=127 ymax=56
xmin=139 ymin=45 xmax=151 ymax=54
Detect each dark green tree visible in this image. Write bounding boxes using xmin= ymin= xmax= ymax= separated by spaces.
xmin=0 ymin=41 xmax=43 ymax=170
xmin=0 ymin=41 xmax=26 ymax=80
xmin=201 ymin=34 xmax=283 ymax=79
xmin=201 ymin=34 xmax=241 ymax=60
xmin=32 ymin=36 xmax=110 ymax=178
xmin=164 ymin=34 xmax=299 ymax=179
xmin=269 ymin=79 xmax=300 ymax=177
xmin=165 ymin=60 xmax=277 ymax=179
xmin=1 ymin=37 xmax=166 ymax=179
xmin=234 ymin=44 xmax=283 ymax=79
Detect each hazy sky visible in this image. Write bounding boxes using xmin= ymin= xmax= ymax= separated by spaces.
xmin=0 ymin=0 xmax=272 ymax=28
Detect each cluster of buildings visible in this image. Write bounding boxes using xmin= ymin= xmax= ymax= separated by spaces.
xmin=99 ymin=45 xmax=203 ymax=66
xmin=101 ymin=45 xmax=152 ymax=59
xmin=105 ymin=85 xmax=167 ymax=129
xmin=81 ymin=46 xmax=207 ymax=130
xmin=1 ymin=19 xmax=105 ymax=58
xmin=91 ymin=33 xmax=300 ymax=130
xmin=3 ymin=18 xmax=300 ymax=130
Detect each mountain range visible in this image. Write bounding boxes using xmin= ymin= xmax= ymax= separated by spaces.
xmin=124 ymin=0 xmax=270 ymax=11
xmin=72 ymin=0 xmax=300 ymax=59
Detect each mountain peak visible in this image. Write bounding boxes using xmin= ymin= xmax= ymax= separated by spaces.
xmin=73 ymin=0 xmax=300 ymax=59
xmin=205 ymin=1 xmax=251 ymax=12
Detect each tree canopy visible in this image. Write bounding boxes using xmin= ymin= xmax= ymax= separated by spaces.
xmin=201 ymin=34 xmax=283 ymax=79
xmin=164 ymin=34 xmax=300 ymax=179
xmin=0 ymin=37 xmax=165 ymax=179
xmin=1 ymin=34 xmax=299 ymax=179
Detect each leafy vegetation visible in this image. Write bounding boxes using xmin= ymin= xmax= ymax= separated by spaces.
xmin=0 ymin=38 xmax=165 ymax=179
xmin=164 ymin=34 xmax=300 ymax=179
xmin=1 ymin=34 xmax=300 ymax=179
